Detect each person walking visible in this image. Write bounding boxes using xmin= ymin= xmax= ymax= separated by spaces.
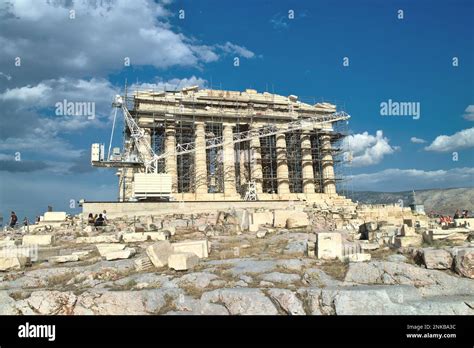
xmin=9 ymin=211 xmax=18 ymax=228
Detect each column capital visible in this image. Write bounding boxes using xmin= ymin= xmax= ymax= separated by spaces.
xmin=222 ymin=122 xmax=236 ymax=128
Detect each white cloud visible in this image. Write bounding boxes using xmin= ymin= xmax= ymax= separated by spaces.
xmin=0 ymin=83 xmax=52 ymax=102
xmin=270 ymin=14 xmax=289 ymax=30
xmin=342 ymin=130 xmax=399 ymax=167
xmin=424 ymin=127 xmax=474 ymax=152
xmin=0 ymin=77 xmax=118 ymax=138
xmin=217 ymin=42 xmax=255 ymax=59
xmin=0 ymin=77 xmax=116 ymax=108
xmin=462 ymin=105 xmax=474 ymax=121
xmin=410 ymin=137 xmax=426 ymax=144
xmin=0 ymin=0 xmax=255 ymax=86
xmin=0 ymin=77 xmax=120 ymax=163
xmin=349 ymin=167 xmax=474 ymax=191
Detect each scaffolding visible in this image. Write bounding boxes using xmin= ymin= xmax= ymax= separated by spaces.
xmin=206 ymin=122 xmax=224 ymax=193
xmin=260 ymin=134 xmax=278 ymax=194
xmin=286 ymin=130 xmax=303 ymax=193
xmin=176 ymin=121 xmax=195 ymax=193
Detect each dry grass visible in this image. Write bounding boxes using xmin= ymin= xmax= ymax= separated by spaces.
xmin=178 ymin=283 xmax=204 ymax=299
xmin=320 ymin=260 xmax=349 ymax=281
xmin=156 ymin=294 xmax=177 ymax=314
xmin=45 ymin=272 xmax=76 ymax=288
xmin=105 ymin=279 xmax=138 ymax=291
xmin=370 ymin=248 xmax=396 ymax=260
xmin=9 ymin=291 xmax=31 ymax=301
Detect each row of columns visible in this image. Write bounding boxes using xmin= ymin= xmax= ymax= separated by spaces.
xmin=160 ymin=122 xmax=336 ymax=196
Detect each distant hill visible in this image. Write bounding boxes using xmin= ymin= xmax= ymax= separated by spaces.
xmin=347 ymin=187 xmax=474 ymax=215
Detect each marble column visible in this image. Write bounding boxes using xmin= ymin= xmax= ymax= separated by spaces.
xmin=164 ymin=124 xmax=178 ymax=193
xmin=137 ymin=129 xmax=153 ymax=169
xmin=321 ymin=134 xmax=336 ymax=195
xmin=301 ymin=130 xmax=315 ymax=193
xmin=276 ymin=127 xmax=290 ymax=194
xmin=249 ymin=124 xmax=263 ymax=194
xmin=194 ymin=122 xmax=208 ymax=195
xmin=223 ymin=123 xmax=237 ymax=196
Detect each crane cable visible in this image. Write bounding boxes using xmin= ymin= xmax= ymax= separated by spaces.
xmin=108 ymin=107 xmax=118 ymax=160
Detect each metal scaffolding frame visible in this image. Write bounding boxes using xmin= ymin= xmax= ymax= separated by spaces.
xmin=260 ymin=134 xmax=278 ymax=194
xmin=286 ymin=130 xmax=303 ymax=193
xmin=176 ymin=120 xmax=195 ymax=193
xmin=206 ymin=122 xmax=224 ymax=193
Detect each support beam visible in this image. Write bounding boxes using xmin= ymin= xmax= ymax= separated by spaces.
xmin=239 ymin=147 xmax=247 ymax=188
xmin=321 ymin=134 xmax=336 ymax=195
xmin=164 ymin=123 xmax=178 ymax=193
xmin=301 ymin=130 xmax=315 ymax=193
xmin=276 ymin=127 xmax=290 ymax=194
xmin=223 ymin=123 xmax=237 ymax=197
xmin=118 ymin=168 xmax=134 ymax=201
xmin=194 ymin=122 xmax=208 ymax=195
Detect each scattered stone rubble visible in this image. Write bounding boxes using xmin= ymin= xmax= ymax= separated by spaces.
xmin=0 ymin=205 xmax=472 ymax=315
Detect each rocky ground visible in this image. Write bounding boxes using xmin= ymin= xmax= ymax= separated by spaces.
xmin=1 ymin=211 xmax=473 ymax=315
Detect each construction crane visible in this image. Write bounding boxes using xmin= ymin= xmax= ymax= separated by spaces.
xmin=91 ymin=94 xmax=350 ymax=200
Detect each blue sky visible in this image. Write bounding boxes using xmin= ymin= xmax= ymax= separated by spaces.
xmin=0 ymin=0 xmax=473 ymax=221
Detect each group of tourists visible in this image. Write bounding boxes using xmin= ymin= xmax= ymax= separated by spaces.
xmin=428 ymin=209 xmax=470 ymax=226
xmin=87 ymin=210 xmax=108 ymax=227
xmin=453 ymin=210 xmax=469 ymax=219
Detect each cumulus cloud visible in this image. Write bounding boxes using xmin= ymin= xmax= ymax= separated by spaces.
xmin=410 ymin=137 xmax=426 ymax=144
xmin=342 ymin=130 xmax=399 ymax=167
xmin=0 ymin=0 xmax=255 ymax=88
xmin=424 ymin=128 xmax=474 ymax=152
xmin=462 ymin=105 xmax=474 ymax=121
xmin=0 ymin=77 xmax=119 ymax=161
xmin=349 ymin=167 xmax=474 ymax=191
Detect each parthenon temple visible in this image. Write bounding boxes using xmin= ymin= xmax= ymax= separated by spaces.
xmin=117 ymin=87 xmax=349 ymax=202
